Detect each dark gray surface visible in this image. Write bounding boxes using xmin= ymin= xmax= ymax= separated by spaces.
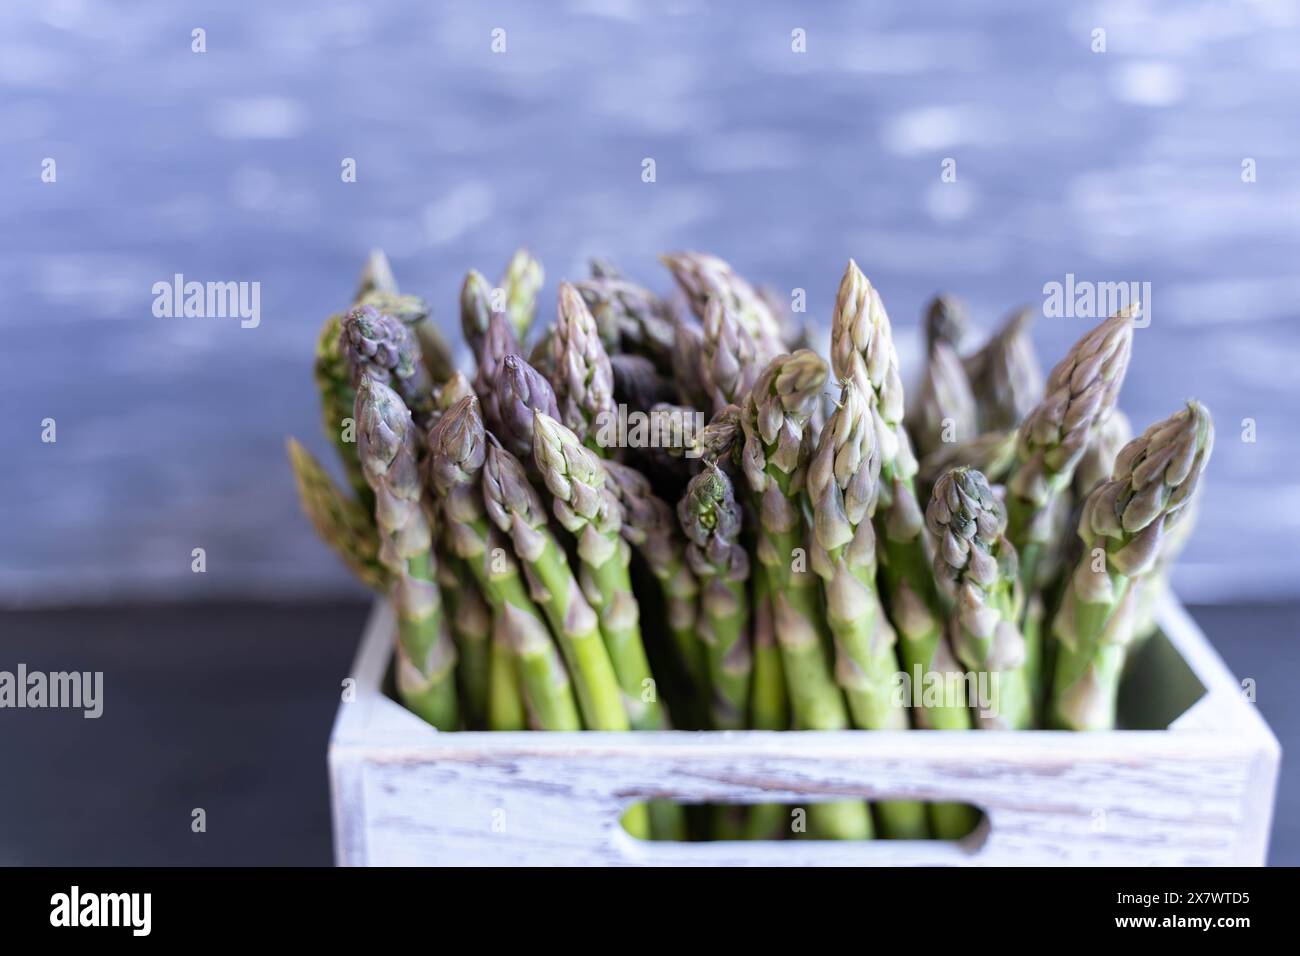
xmin=0 ymin=602 xmax=366 ymax=866
xmin=0 ymin=601 xmax=1291 ymax=866
xmin=3 ymin=0 xmax=1299 ymax=604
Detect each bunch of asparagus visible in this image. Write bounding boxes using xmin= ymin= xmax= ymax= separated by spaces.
xmin=290 ymin=248 xmax=1213 ymax=840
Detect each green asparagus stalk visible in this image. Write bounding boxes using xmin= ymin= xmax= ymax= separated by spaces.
xmin=924 ymin=294 xmax=969 ymax=354
xmin=830 ymin=262 xmax=957 ymax=723
xmin=314 ymin=313 xmax=371 ymax=508
xmin=552 ymin=283 xmax=618 ymax=453
xmin=433 ymin=370 xmax=476 ymax=419
xmin=743 ymin=574 xmax=791 ymax=841
xmin=482 ymin=434 xmax=652 ymax=838
xmin=532 ymin=411 xmax=664 ymax=730
xmin=588 ymin=256 xmax=621 ymax=279
xmin=499 ymin=248 xmax=544 ymax=342
xmin=286 ymin=438 xmax=388 ymax=591
xmin=701 ymin=296 xmax=761 ymax=411
xmin=436 ymin=545 xmax=492 ymax=729
xmin=737 ymin=358 xmax=879 ymax=843
xmin=917 ymin=428 xmax=1019 ymax=507
xmin=342 ymin=305 xmax=438 ymax=428
xmin=1005 ymin=307 xmax=1135 ymax=599
xmin=668 ymin=317 xmax=713 ymax=411
xmin=527 ymin=324 xmax=558 ymax=384
xmin=661 ymin=251 xmax=785 ymax=361
xmin=1049 ymin=401 xmax=1214 ymax=730
xmin=602 ymin=459 xmax=708 ymax=715
xmin=356 ymin=289 xmax=457 ymax=385
xmin=479 ymin=436 xmax=628 ymax=732
xmin=575 ymin=275 xmax=677 ymax=371
xmin=739 ymin=352 xmax=844 ymax=729
xmin=486 ymin=612 xmax=527 ymax=731
xmin=1074 ymin=409 xmax=1133 ymax=501
xmin=610 ymin=353 xmax=674 ymax=413
xmin=355 ymin=376 xmax=458 ymax=729
xmin=1128 ymin=488 xmax=1201 ymax=652
xmin=912 ymin=339 xmax=978 ymax=459
xmin=677 ymin=464 xmax=753 ymax=731
xmin=807 ymin=379 xmax=928 ymax=838
xmin=749 ymin=572 xmax=789 ymax=731
xmin=830 ymin=260 xmax=974 ymax=837
xmin=354 ymin=248 xmax=398 ymax=300
xmin=962 ymin=306 xmax=1043 ymax=433
xmin=493 ymin=352 xmax=562 ymax=461
xmin=427 ymin=396 xmax=580 ymax=731
xmin=696 ymin=403 xmax=744 ymax=464
xmin=926 ymin=468 xmax=1034 ymax=730
xmin=460 ymin=269 xmax=494 ymax=364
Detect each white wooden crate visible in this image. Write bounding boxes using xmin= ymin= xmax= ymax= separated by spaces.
xmin=329 ymin=595 xmax=1279 ymax=866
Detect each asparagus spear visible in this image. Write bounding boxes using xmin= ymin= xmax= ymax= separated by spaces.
xmin=693 ymin=403 xmax=744 ymax=466
xmin=917 ymin=428 xmax=1019 ymax=496
xmin=807 ymin=379 xmax=928 ymax=838
xmin=1049 ymin=401 xmax=1213 ymax=730
xmin=436 ymin=541 xmax=492 ymax=729
xmin=744 ymin=575 xmax=790 ymax=839
xmin=480 ymin=436 xmax=628 ymax=731
xmin=1004 ymin=307 xmax=1135 ymax=598
xmin=962 ymin=306 xmax=1043 ymax=433
xmin=551 ymin=283 xmax=618 ymax=453
xmin=830 ymin=262 xmax=952 ymax=718
xmin=610 ymin=353 xmax=675 ymax=413
xmin=356 ymin=289 xmax=457 ymax=386
xmin=427 ymin=396 xmax=580 ymax=731
xmin=354 ymin=376 xmax=458 ymax=729
xmin=314 ymin=313 xmax=371 ymax=508
xmin=475 ymin=311 xmax=527 ymax=443
xmin=499 ymin=248 xmax=544 ymax=342
xmin=460 ymin=270 xmax=494 ymax=364
xmin=830 ymin=260 xmax=974 ymax=837
xmin=354 ymin=248 xmax=398 ymax=299
xmin=677 ymin=464 xmax=752 ymax=730
xmin=602 ymin=459 xmax=708 ymax=713
xmin=532 ymin=411 xmax=664 ymax=730
xmin=749 ymin=572 xmax=789 ymax=731
xmin=353 ymin=249 xmax=458 ymax=384
xmin=739 ymin=351 xmax=843 ymax=730
xmin=575 ymin=275 xmax=677 ymax=371
xmin=527 ymin=324 xmax=558 ymax=384
xmin=286 ymin=438 xmax=388 ymax=591
xmin=701 ymin=296 xmax=761 ymax=411
xmin=669 ymin=317 xmax=713 ymax=411
xmin=660 ymin=251 xmax=785 ymax=361
xmin=926 ymin=468 xmax=1034 ymax=730
xmin=342 ymin=305 xmax=438 ymax=429
xmin=1128 ymin=487 xmax=1201 ymax=652
xmin=589 ymin=256 xmax=621 ymax=279
xmin=912 ymin=340 xmax=978 ymax=459
xmin=924 ymin=294 xmax=968 ymax=353
xmin=486 ymin=611 xmax=528 ymax=731
xmin=494 ymin=353 xmax=562 ymax=462
xmin=1074 ymin=409 xmax=1133 ymax=501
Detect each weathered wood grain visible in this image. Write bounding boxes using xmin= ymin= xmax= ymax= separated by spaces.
xmin=329 ymin=596 xmax=1280 ymax=866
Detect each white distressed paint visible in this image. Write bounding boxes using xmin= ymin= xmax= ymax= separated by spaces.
xmin=329 ymin=595 xmax=1279 ymax=866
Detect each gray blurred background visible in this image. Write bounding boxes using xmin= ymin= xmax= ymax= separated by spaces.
xmin=2 ymin=0 xmax=1298 ymax=604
